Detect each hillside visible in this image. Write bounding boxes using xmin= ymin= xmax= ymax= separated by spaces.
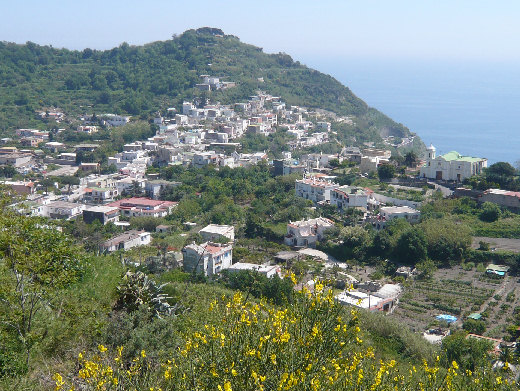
xmin=0 ymin=27 xmax=418 ymax=148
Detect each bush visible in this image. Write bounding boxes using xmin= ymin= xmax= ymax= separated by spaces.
xmin=462 ymin=319 xmax=486 ymax=334
xmin=55 ymin=285 xmax=511 ymax=391
xmin=479 ymin=202 xmax=501 ymax=222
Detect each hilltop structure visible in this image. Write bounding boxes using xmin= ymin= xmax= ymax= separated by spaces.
xmin=420 ymin=144 xmax=487 ymax=181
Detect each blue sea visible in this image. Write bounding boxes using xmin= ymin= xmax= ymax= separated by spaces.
xmin=304 ymin=58 xmax=520 ymax=164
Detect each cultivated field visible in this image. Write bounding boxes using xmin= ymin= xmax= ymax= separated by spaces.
xmin=393 ymin=265 xmax=520 ymax=339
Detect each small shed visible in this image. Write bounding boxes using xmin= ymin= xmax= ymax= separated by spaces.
xmin=467 ymin=313 xmax=482 ymax=321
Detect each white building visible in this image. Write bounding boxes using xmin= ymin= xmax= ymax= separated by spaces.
xmin=199 ymin=224 xmax=235 ymax=242
xmin=316 ymin=121 xmax=331 ymax=132
xmin=182 ymin=242 xmax=233 ymax=277
xmin=373 ymin=206 xmax=421 ymax=230
xmin=41 ymin=201 xmax=85 ymax=220
xmin=359 ymin=156 xmax=390 ymax=174
xmin=419 ymin=145 xmax=487 ymax=182
xmin=101 ymin=230 xmax=151 ymax=253
xmin=335 ymin=284 xmax=401 ymax=313
xmin=284 ymin=217 xmax=335 ymax=248
xmin=226 ymin=263 xmax=282 ymax=278
xmin=295 ymin=176 xmax=339 ymax=204
xmin=330 ymin=186 xmax=369 ymax=211
xmin=104 ymin=114 xmax=130 ymax=127
xmin=83 ymin=187 xmax=118 ymax=203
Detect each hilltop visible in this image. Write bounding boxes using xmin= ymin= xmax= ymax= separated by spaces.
xmin=0 ymin=27 xmax=419 ymax=149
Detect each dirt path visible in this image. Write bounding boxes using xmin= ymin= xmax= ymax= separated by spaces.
xmin=472 ymin=237 xmax=520 ymax=253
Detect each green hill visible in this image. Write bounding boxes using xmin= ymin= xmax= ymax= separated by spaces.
xmin=0 ymin=27 xmax=418 ymax=149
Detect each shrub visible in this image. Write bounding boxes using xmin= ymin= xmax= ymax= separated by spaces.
xmin=463 ymin=319 xmax=486 ymax=334
xmin=55 ymin=284 xmax=514 ymax=390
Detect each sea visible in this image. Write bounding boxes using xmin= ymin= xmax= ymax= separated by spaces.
xmin=304 ymin=58 xmax=520 ymax=165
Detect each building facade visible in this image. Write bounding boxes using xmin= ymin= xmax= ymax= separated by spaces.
xmin=284 ymin=217 xmax=335 ymax=248
xmin=182 ymin=242 xmax=233 ymax=277
xmin=295 ymin=176 xmax=338 ymax=204
xmin=420 ymin=145 xmax=487 ymax=182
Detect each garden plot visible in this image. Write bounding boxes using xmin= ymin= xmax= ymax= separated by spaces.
xmin=392 ymin=267 xmax=497 ymax=333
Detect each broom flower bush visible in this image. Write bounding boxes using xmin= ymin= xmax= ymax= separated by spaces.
xmin=55 ymin=281 xmax=516 ymax=390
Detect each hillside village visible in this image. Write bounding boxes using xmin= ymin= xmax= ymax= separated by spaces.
xmin=1 ymin=27 xmax=520 ymax=389
xmin=3 ymin=77 xmax=520 ymax=350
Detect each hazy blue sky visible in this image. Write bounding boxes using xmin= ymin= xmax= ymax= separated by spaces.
xmin=1 ymin=0 xmax=519 ymax=63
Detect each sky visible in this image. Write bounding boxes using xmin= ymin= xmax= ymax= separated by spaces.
xmin=1 ymin=0 xmax=519 ymax=64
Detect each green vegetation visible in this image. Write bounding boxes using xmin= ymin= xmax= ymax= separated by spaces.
xmin=465 ymin=161 xmax=520 ymax=191
xmin=0 ymin=28 xmax=413 ymax=149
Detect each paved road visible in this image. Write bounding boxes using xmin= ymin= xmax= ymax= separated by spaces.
xmin=427 ymin=181 xmax=454 ymax=197
xmin=297 ymin=248 xmax=338 ymax=263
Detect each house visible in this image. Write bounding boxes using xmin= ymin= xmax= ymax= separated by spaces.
xmin=330 ymin=186 xmax=369 ymax=211
xmin=192 ymin=152 xmax=218 ymax=167
xmin=82 ymin=205 xmax=120 ymax=225
xmin=420 ymin=144 xmax=487 ymax=182
xmin=199 ymin=224 xmax=235 ymax=242
xmin=79 ymin=163 xmax=100 ymax=173
xmin=75 ymin=144 xmax=100 ymax=152
xmin=481 ymin=189 xmax=520 ymax=210
xmin=341 ymin=147 xmax=362 ymax=164
xmin=0 ymin=146 xmax=18 ymax=154
xmin=44 ymin=142 xmax=66 ymax=152
xmin=316 ymin=121 xmax=331 ymax=132
xmin=83 ymin=187 xmax=118 ymax=203
xmin=359 ymin=156 xmax=390 ymax=174
xmin=103 ymin=114 xmax=130 ymax=127
xmin=77 ymin=125 xmax=98 ymax=134
xmin=0 ymin=153 xmax=32 ymax=167
xmin=101 ymin=230 xmax=151 ymax=253
xmin=16 ymin=129 xmax=49 ymax=140
xmin=182 ymin=242 xmax=233 ymax=277
xmin=335 ymin=283 xmax=401 ymax=313
xmin=115 ymin=177 xmax=144 ymax=195
xmin=144 ymin=179 xmax=181 ymax=199
xmin=273 ymin=159 xmax=307 ymax=176
xmin=1 ymin=181 xmax=35 ymax=195
xmin=21 ymin=137 xmax=43 ymax=147
xmin=373 ymin=206 xmax=421 ymax=230
xmin=107 ymin=197 xmax=177 ymax=218
xmin=295 ymin=176 xmax=339 ymax=203
xmin=284 ymin=217 xmax=335 ymax=248
xmin=226 ymin=263 xmax=282 ymax=278
xmin=42 ymin=201 xmax=85 ymax=220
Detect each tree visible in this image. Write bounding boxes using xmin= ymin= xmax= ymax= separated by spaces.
xmin=404 ymin=151 xmax=419 ymax=167
xmin=463 ymin=319 xmax=486 ymax=335
xmin=479 ymin=202 xmax=501 ymax=222
xmin=415 ymin=259 xmax=437 ymax=279
xmin=377 ymin=163 xmax=395 ymax=180
xmin=0 ymin=209 xmax=83 ymax=368
xmin=419 ymin=218 xmax=471 ymax=263
xmin=328 ymin=158 xmax=340 ymax=168
xmin=389 ymin=153 xmax=405 ymax=166
xmin=393 ymin=228 xmax=428 ymax=265
xmin=441 ymin=331 xmax=492 ymax=371
xmin=339 ymin=226 xmax=371 ymax=260
xmin=487 ymin=162 xmax=516 ymax=177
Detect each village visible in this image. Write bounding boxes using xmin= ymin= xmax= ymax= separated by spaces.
xmin=1 ymin=74 xmax=520 ymax=352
